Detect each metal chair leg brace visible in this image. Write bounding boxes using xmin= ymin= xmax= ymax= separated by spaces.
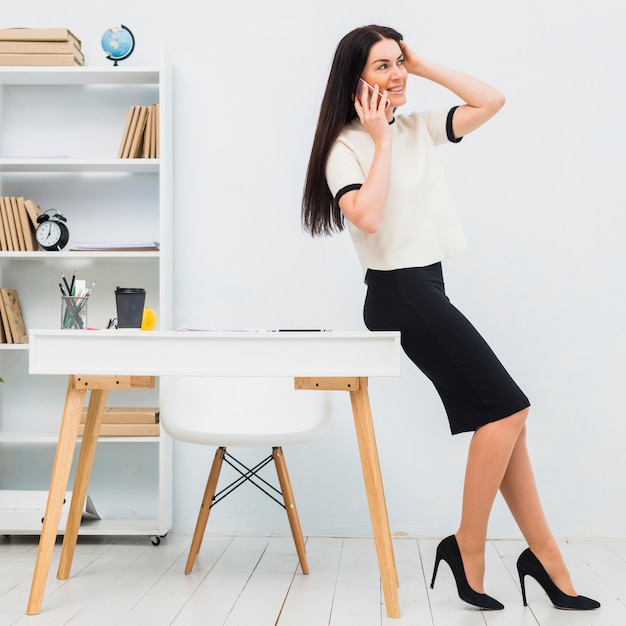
xmin=211 ymin=447 xmax=286 ymax=509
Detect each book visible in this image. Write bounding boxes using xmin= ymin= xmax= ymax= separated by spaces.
xmin=17 ymin=197 xmax=37 ymax=251
xmin=154 ymin=103 xmax=160 ymax=158
xmin=0 ymin=40 xmax=82 ymax=57
xmin=77 ymin=423 xmax=160 ymax=437
xmin=0 ymin=27 xmax=81 ymax=48
xmin=0 ymin=291 xmax=11 ymax=343
xmin=143 ymin=106 xmax=153 ymax=158
xmin=24 ymin=198 xmax=44 ymax=229
xmin=117 ymin=106 xmax=137 ymax=159
xmin=0 ymin=288 xmax=28 ymax=343
xmin=0 ymin=52 xmax=83 ymax=66
xmin=2 ymin=196 xmax=19 ymax=251
xmin=9 ymin=197 xmax=26 ymax=251
xmin=128 ymin=106 xmax=149 ymax=158
xmin=0 ymin=197 xmax=9 ymax=251
xmin=80 ymin=407 xmax=159 ymax=425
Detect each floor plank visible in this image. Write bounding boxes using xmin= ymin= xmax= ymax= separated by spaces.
xmin=330 ymin=536 xmax=383 ymax=625
xmin=277 ymin=536 xmax=343 ymax=625
xmin=223 ymin=537 xmax=301 ymax=626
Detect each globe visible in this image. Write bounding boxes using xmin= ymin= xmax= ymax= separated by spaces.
xmin=101 ymin=25 xmax=135 ymax=66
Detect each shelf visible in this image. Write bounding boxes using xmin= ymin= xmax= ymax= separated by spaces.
xmin=3 ymin=518 xmax=166 ymax=536
xmin=0 ymin=66 xmax=159 ymax=86
xmin=0 ymin=250 xmax=159 ymax=259
xmin=0 ymin=158 xmax=160 ymax=173
xmin=0 ymin=343 xmax=28 ymax=351
xmin=0 ymin=433 xmax=160 ymax=443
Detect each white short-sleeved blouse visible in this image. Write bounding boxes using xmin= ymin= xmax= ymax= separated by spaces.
xmin=325 ymin=108 xmax=468 ymax=277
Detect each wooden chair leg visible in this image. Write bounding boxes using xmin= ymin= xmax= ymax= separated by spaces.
xmin=272 ymin=446 xmax=309 ymax=575
xmin=185 ymin=446 xmax=225 ymax=574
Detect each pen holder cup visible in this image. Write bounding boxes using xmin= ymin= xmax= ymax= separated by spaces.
xmin=115 ymin=287 xmax=146 ymax=328
xmin=61 ymin=295 xmax=88 ymax=330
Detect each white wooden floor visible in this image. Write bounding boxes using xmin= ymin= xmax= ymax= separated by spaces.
xmin=1 ymin=534 xmax=624 ymax=625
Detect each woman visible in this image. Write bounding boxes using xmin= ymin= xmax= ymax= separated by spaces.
xmin=302 ymin=24 xmax=599 ymax=611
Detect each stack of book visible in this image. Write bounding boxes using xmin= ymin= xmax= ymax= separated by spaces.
xmin=78 ymin=407 xmax=160 ymax=437
xmin=0 ymin=27 xmax=83 ymax=66
xmin=0 ymin=197 xmax=43 ymax=252
xmin=0 ymin=288 xmax=28 ymax=344
xmin=118 ymin=104 xmax=160 ymax=158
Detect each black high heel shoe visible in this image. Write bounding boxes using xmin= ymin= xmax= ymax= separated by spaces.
xmin=430 ymin=535 xmax=504 ymax=610
xmin=516 ymin=548 xmax=600 ymax=610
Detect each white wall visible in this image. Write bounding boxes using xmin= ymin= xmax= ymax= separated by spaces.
xmin=4 ymin=1 xmax=625 ymax=539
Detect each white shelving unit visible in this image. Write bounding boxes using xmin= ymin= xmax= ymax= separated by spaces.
xmin=0 ymin=52 xmax=173 ymax=540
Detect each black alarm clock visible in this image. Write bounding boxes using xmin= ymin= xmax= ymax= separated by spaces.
xmin=35 ymin=209 xmax=70 ymax=251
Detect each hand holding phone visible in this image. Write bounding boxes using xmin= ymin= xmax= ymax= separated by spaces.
xmin=355 ymin=77 xmax=390 ymax=111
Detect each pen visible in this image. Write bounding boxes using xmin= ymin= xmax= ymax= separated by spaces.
xmin=69 ymin=271 xmax=76 ymax=296
xmin=277 ymin=329 xmax=331 ymax=332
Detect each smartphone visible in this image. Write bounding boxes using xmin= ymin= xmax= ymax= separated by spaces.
xmin=356 ymin=77 xmax=390 ymax=111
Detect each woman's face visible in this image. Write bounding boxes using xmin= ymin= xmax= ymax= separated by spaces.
xmin=360 ymin=38 xmax=407 ymax=110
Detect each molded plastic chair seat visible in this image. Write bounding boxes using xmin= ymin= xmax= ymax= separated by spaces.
xmin=161 ymin=376 xmax=331 ymax=446
xmin=160 ymin=376 xmax=332 ymax=575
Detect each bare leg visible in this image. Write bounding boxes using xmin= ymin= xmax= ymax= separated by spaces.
xmin=498 ymin=424 xmax=576 ymax=595
xmin=455 ymin=408 xmax=528 ymax=592
xmin=455 ymin=407 xmax=577 ymax=596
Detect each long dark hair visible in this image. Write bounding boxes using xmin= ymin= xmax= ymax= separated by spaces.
xmin=301 ymin=25 xmax=403 ymax=237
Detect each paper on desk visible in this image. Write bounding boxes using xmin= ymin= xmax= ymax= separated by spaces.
xmin=70 ymin=241 xmax=160 ymax=251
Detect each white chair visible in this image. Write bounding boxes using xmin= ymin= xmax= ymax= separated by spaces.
xmin=159 ymin=376 xmax=332 ymax=575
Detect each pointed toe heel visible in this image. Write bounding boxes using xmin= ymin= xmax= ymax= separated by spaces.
xmin=516 ymin=548 xmax=600 ymax=610
xmin=431 ymin=535 xmax=504 ymax=611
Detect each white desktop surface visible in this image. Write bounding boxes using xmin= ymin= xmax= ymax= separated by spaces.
xmin=28 ymin=329 xmax=402 ymax=377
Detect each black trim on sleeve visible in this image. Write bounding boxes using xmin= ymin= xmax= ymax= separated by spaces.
xmin=446 ymin=106 xmax=463 ymax=143
xmin=335 ymin=183 xmax=362 ymax=207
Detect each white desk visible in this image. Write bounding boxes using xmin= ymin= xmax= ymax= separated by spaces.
xmin=26 ymin=329 xmax=402 ymax=617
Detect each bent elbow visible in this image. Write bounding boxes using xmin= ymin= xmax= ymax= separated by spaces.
xmin=491 ymin=91 xmax=506 ymax=114
xmin=356 ymin=216 xmax=380 ymax=235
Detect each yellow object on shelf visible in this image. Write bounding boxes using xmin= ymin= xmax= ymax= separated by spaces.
xmin=141 ymin=307 xmax=157 ymax=331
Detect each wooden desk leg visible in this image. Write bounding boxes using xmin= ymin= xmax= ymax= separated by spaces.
xmin=57 ymin=387 xmax=108 ymax=580
xmin=27 ymin=378 xmax=87 ymax=615
xmin=350 ymin=377 xmax=400 ymax=619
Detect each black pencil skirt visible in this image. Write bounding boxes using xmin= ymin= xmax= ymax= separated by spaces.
xmin=363 ymin=263 xmax=530 ymax=434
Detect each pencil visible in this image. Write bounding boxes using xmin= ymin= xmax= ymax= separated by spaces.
xmin=61 ymin=273 xmax=71 ymax=296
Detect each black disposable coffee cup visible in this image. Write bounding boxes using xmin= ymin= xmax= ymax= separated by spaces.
xmin=115 ymin=287 xmax=146 ymax=328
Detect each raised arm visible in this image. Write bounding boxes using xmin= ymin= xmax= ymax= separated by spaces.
xmin=338 ymin=85 xmax=393 ymax=234
xmin=400 ymin=42 xmax=505 ymax=138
